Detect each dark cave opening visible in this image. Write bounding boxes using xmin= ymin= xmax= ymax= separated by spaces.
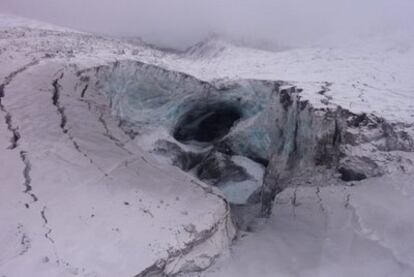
xmin=173 ymin=103 xmax=242 ymax=143
xmin=338 ymin=167 xmax=367 ymax=182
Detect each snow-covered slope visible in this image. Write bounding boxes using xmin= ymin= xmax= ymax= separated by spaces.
xmin=1 ymin=13 xmax=414 ymax=277
xmin=168 ymin=36 xmax=414 ymax=277
xmin=0 ymin=14 xmax=235 ymax=277
xmin=167 ymin=35 xmax=414 ymax=123
xmin=203 ymin=173 xmax=414 ymax=277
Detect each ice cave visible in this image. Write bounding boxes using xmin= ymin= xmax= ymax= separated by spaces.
xmin=173 ymin=102 xmax=242 ymax=143
xmin=91 ymin=60 xmax=412 ymax=213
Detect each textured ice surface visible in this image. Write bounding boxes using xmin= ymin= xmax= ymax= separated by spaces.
xmin=218 ymin=156 xmax=264 ymax=204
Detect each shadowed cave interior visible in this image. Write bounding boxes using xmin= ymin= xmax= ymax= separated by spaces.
xmin=173 ymin=103 xmax=242 ymax=143
xmin=160 ymin=102 xmax=264 ymax=206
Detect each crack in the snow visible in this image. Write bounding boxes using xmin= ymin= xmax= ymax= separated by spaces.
xmin=41 ymin=206 xmax=55 ymax=244
xmin=130 ymin=156 xmax=233 ymax=276
xmin=291 ymin=186 xmax=300 ymax=207
xmin=0 ymin=61 xmax=47 ymax=203
xmin=344 ymin=193 xmax=351 ymax=209
xmin=98 ymin=111 xmax=133 ymax=154
xmin=0 ymin=224 xmax=31 ymax=265
xmin=0 ymin=60 xmax=41 ymax=149
xmin=78 ymin=75 xmax=90 ymax=98
xmin=0 ymin=84 xmax=20 ymax=149
xmin=51 ymin=74 xmax=108 ymax=176
xmin=135 ymin=207 xmax=230 ymax=277
xmin=315 ymin=186 xmax=326 ymax=212
xmin=345 ymin=194 xmax=414 ymax=271
xmin=70 ymin=136 xmax=96 ymax=165
xmin=20 ymin=151 xmax=38 ymax=202
xmin=80 ymin=83 xmax=89 ymax=98
xmin=17 ymin=224 xmax=31 ymax=256
xmin=315 ymin=186 xmax=330 ymax=231
xmin=19 ymin=234 xmax=30 ymax=256
xmin=318 ymin=82 xmax=333 ymax=105
xmin=3 ymin=60 xmax=40 ymax=87
xmin=52 ymin=73 xmax=67 ymax=133
xmin=2 ymin=110 xmax=20 ymax=149
xmin=289 ymin=187 xmax=301 ymax=218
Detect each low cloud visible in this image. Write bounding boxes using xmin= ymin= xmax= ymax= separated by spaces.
xmin=1 ymin=0 xmax=413 ymax=49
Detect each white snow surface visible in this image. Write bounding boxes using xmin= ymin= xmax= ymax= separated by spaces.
xmin=0 ymin=14 xmax=234 ymax=277
xmin=202 ymin=174 xmax=414 ymax=277
xmin=165 ymin=35 xmax=414 ymax=123
xmin=0 ymin=13 xmax=414 ymax=277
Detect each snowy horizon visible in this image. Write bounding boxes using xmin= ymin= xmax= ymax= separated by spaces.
xmin=1 ymin=0 xmax=413 ymax=49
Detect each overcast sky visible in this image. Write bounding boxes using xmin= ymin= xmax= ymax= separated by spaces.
xmin=1 ymin=0 xmax=413 ymax=49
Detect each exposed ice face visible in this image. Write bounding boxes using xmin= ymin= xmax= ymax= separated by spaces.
xmin=219 ymin=156 xmax=264 ymax=204
xmin=95 ymin=62 xmax=270 ymax=145
xmin=91 ymin=62 xmax=279 ymax=205
xmin=84 ymin=60 xmax=414 ymax=216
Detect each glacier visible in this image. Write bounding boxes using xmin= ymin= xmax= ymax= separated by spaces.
xmin=0 ymin=12 xmax=414 ymax=277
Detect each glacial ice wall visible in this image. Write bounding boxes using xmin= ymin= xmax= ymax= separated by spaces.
xmin=93 ymin=61 xmax=282 ymax=163
xmin=79 ymin=60 xmax=414 ymax=217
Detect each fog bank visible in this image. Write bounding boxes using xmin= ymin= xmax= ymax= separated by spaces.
xmin=1 ymin=0 xmax=413 ymax=49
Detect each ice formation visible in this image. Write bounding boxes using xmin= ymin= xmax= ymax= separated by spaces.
xmin=78 ymin=59 xmax=414 ymax=220
xmin=1 ymin=13 xmax=414 ymax=277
